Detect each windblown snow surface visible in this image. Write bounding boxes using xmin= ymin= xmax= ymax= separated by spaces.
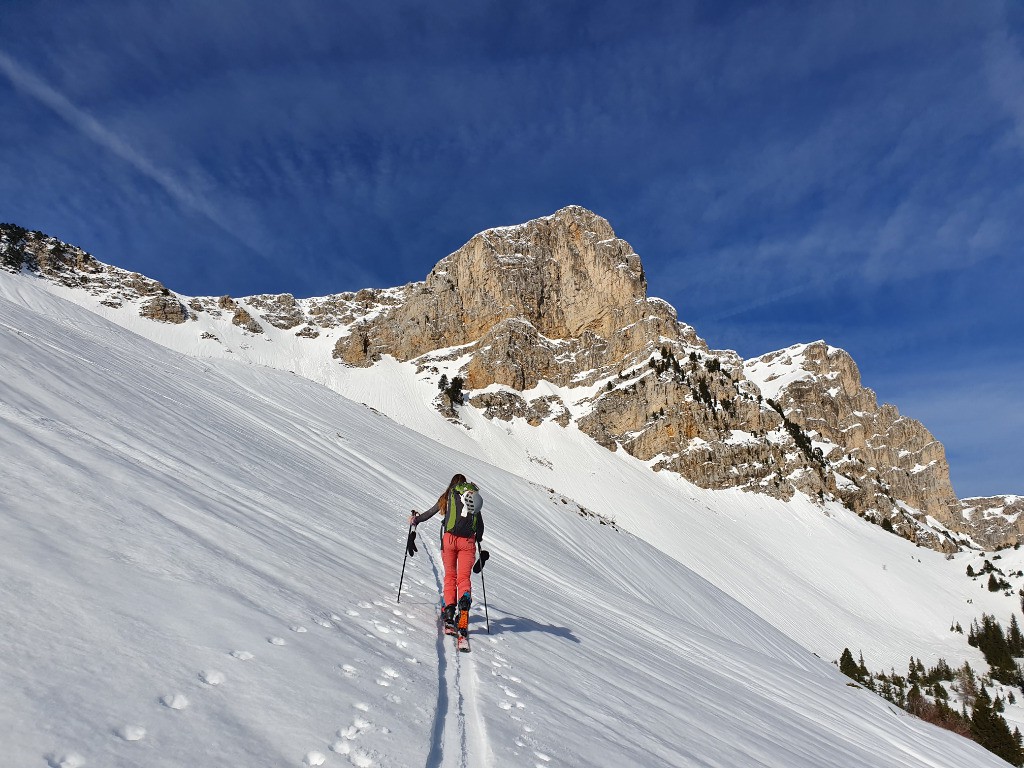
xmin=0 ymin=271 xmax=1019 ymax=767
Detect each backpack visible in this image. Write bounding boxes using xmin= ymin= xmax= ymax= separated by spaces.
xmin=444 ymin=481 xmax=480 ymax=538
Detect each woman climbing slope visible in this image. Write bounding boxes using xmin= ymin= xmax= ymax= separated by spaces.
xmin=409 ymin=473 xmax=484 ymax=638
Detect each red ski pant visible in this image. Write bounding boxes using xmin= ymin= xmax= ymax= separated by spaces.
xmin=441 ymin=532 xmax=476 ymax=607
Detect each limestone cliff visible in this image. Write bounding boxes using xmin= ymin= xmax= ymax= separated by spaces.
xmin=331 ymin=205 xmax=687 ymax=388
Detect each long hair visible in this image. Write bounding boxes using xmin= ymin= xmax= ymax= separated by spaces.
xmin=438 ymin=473 xmax=467 ymax=512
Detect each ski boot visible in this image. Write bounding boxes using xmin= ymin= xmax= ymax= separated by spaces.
xmin=442 ymin=603 xmax=457 ymax=636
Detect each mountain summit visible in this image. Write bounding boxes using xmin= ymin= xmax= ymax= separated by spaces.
xmin=335 ymin=202 xmax=663 ymax=374
xmin=333 ymin=205 xmax=683 ymax=387
xmin=0 ymin=209 xmax=1016 ymax=549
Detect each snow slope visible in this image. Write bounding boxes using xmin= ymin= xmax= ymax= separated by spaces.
xmin=0 ymin=272 xmax=1017 ymax=766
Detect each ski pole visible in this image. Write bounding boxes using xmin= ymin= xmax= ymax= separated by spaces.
xmin=477 ymin=541 xmax=490 ymax=634
xmin=397 ymin=521 xmax=416 ymax=603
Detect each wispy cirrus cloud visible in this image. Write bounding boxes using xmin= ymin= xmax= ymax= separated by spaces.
xmin=985 ymin=6 xmax=1024 ymax=154
xmin=0 ymin=49 xmax=273 ymax=269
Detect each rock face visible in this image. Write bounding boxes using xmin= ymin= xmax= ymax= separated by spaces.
xmin=1 ymin=211 xmax=1010 ymax=551
xmin=959 ymin=496 xmax=1024 ymax=550
xmin=745 ymin=343 xmax=964 ymax=548
xmin=332 ymin=206 xmax=685 ymax=388
xmin=217 ymin=296 xmax=264 ymax=334
xmin=140 ymin=294 xmax=189 ymax=324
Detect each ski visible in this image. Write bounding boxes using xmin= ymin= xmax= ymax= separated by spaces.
xmin=439 ymin=595 xmax=471 ymax=651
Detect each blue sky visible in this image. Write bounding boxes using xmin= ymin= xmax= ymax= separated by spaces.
xmin=1 ymin=0 xmax=1021 ymax=497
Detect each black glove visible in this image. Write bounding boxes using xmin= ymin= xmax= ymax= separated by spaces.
xmin=406 ymin=529 xmax=418 ymax=557
xmin=473 ymin=549 xmax=489 ymax=573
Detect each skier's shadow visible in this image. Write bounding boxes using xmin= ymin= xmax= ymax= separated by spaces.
xmin=480 ymin=607 xmax=579 ymax=643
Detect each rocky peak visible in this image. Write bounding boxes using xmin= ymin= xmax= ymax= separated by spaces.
xmin=333 ymin=205 xmax=684 ymax=390
xmin=747 ymin=342 xmax=863 ymax=402
xmin=2 ymin=223 xmax=103 ymax=284
xmin=433 ymin=205 xmax=648 ymax=340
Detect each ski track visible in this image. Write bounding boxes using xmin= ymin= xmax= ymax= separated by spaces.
xmin=424 ymin=539 xmax=450 ymax=768
xmin=422 ymin=536 xmax=491 ymax=768
xmin=462 ymin=648 xmax=492 ymax=768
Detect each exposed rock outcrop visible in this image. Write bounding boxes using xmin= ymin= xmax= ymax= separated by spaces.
xmin=1 ymin=225 xmax=181 ymax=314
xmin=140 ymin=294 xmax=190 ymax=323
xmin=746 ymin=343 xmax=963 ymax=550
xmin=218 ymin=296 xmax=264 ymax=334
xmin=959 ymin=496 xmax=1024 ymax=549
xmin=245 ymin=294 xmax=304 ymax=330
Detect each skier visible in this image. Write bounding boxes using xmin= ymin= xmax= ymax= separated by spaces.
xmin=409 ymin=473 xmax=484 ymax=638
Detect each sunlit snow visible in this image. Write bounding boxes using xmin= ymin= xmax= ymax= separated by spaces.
xmin=1 ymin=272 xmax=1018 ymax=767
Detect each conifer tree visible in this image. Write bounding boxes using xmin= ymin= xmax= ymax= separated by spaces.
xmin=970 ymin=614 xmax=1021 ymax=685
xmin=972 ymin=687 xmax=1024 ymax=765
xmin=924 ymin=657 xmax=953 ymax=684
xmin=907 ymin=657 xmax=920 ymax=685
xmin=444 ymin=376 xmax=464 ymax=405
xmin=957 ymin=662 xmax=979 ymax=706
xmin=907 ymin=683 xmax=925 ymax=716
xmin=1010 ymin=615 xmax=1024 ymax=656
xmin=839 ymin=648 xmax=859 ymax=680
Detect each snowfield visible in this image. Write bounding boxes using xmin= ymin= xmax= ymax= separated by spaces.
xmin=0 ymin=271 xmax=1018 ymax=767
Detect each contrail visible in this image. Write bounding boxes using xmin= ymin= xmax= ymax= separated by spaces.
xmin=0 ymin=49 xmax=271 ymax=267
